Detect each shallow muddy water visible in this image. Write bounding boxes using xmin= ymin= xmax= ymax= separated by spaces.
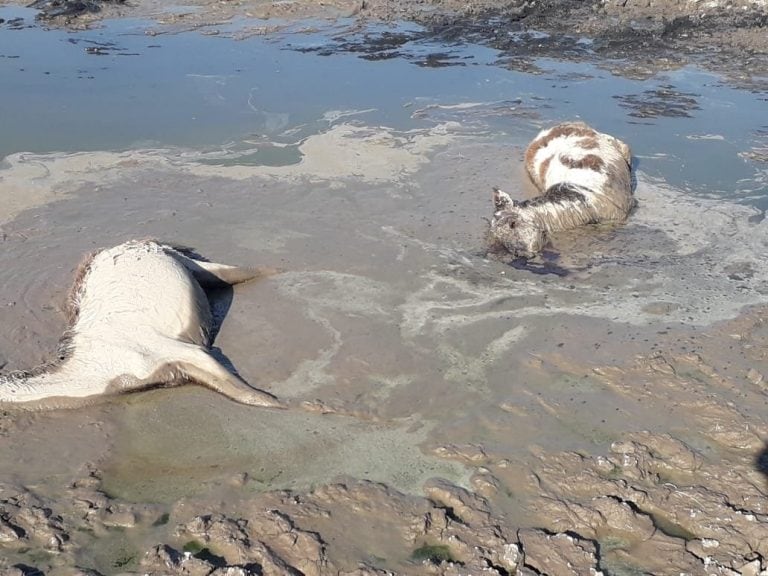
xmin=1 ymin=6 xmax=768 ymax=575
xmin=1 ymin=8 xmax=767 ymax=201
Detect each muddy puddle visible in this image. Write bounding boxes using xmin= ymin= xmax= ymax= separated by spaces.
xmin=2 ymin=6 xmax=768 ymax=575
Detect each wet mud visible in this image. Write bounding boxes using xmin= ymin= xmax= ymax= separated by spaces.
xmin=1 ymin=116 xmax=768 ymax=573
xmin=1 ymin=0 xmax=768 ymax=573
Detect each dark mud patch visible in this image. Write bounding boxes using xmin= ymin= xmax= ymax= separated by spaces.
xmin=285 ymin=1 xmax=768 ymax=91
xmin=290 ymin=25 xmax=473 ymax=68
xmin=9 ymin=0 xmax=768 ymax=90
xmin=0 ymin=15 xmax=30 ymax=29
xmin=28 ymin=0 xmax=124 ymax=22
xmin=65 ymin=36 xmax=136 ymax=56
xmin=613 ymin=85 xmax=702 ymax=119
xmin=336 ymin=7 xmax=768 ymax=90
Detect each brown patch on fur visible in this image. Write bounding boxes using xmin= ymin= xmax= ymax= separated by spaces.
xmin=538 ymin=124 xmax=596 ymax=149
xmin=524 ymin=137 xmax=544 ymax=172
xmin=559 ymin=154 xmax=605 ymax=172
xmin=537 ymin=155 xmax=553 ymax=184
xmin=525 ymin=123 xmax=597 ymax=176
xmin=578 ymin=137 xmax=599 ymax=149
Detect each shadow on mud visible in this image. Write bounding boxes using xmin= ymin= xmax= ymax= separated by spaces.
xmin=508 ymin=251 xmax=571 ymax=277
xmin=207 ymin=285 xmax=244 ymax=377
xmin=9 ymin=565 xmax=43 ymax=576
xmin=755 ymin=445 xmax=768 ymax=484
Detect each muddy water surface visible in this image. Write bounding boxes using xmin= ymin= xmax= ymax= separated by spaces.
xmin=1 ymin=7 xmax=768 ymax=575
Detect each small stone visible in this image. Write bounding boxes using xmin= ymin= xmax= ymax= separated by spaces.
xmin=737 ymin=558 xmax=762 ymax=576
xmin=0 ymin=518 xmax=22 ymax=542
xmin=102 ymin=509 xmax=136 ymax=528
xmin=470 ymin=471 xmax=500 ymax=497
xmin=229 ymin=472 xmax=249 ymax=487
xmin=501 ymin=542 xmax=521 ymax=569
xmin=746 ymin=368 xmax=764 ymax=386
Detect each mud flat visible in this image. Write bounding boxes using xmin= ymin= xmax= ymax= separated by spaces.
xmin=1 ymin=0 xmax=768 ymax=573
xmin=0 ymin=112 xmax=767 ymax=573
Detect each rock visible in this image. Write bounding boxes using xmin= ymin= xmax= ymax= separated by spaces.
xmin=736 ymin=558 xmax=764 ymax=576
xmin=517 ymin=529 xmax=601 ymax=575
xmin=526 ymin=431 xmax=768 ymax=573
xmin=423 ymin=478 xmax=492 ymax=526
xmin=469 ymin=470 xmax=500 ymax=498
xmin=432 ymin=443 xmax=489 ymax=464
xmin=747 ymin=368 xmax=764 ymax=386
xmin=209 ymin=568 xmax=260 ymax=576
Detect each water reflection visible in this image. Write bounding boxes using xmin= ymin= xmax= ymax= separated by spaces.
xmin=0 ymin=6 xmax=766 ymax=207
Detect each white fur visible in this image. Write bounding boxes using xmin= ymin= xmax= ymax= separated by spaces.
xmin=489 ymin=121 xmax=634 ymax=258
xmin=0 ymin=240 xmax=283 ymax=409
xmin=526 ymin=124 xmax=632 ymax=207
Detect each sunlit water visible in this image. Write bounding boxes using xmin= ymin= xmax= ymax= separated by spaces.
xmin=1 ymin=7 xmax=766 ymax=204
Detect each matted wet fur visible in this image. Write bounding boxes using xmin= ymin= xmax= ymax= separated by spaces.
xmin=489 ymin=121 xmax=634 ymax=259
xmin=0 ymin=239 xmax=284 ymax=410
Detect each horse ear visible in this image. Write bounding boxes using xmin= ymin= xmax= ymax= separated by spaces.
xmin=493 ymin=187 xmax=515 ymax=211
